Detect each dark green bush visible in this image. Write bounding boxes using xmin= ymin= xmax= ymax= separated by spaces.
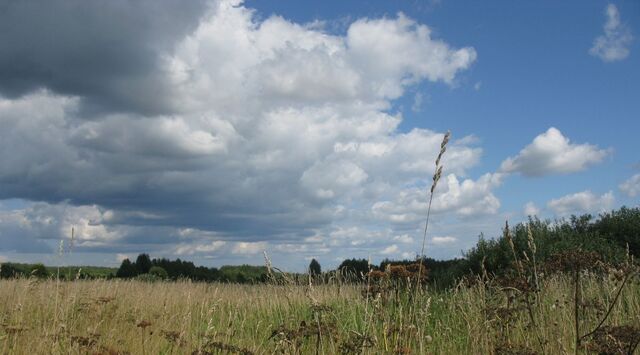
xmin=149 ymin=266 xmax=168 ymax=279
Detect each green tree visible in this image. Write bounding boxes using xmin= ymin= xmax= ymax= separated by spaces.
xmin=309 ymin=258 xmax=321 ymax=276
xmin=0 ymin=263 xmax=20 ymax=278
xmin=116 ymin=258 xmax=137 ymax=278
xmin=236 ymin=273 xmax=247 ymax=283
xmin=30 ymin=263 xmax=48 ymax=278
xmin=593 ymin=206 xmax=640 ymax=257
xmin=338 ymin=258 xmax=369 ymax=280
xmin=135 ymin=253 xmax=152 ymax=274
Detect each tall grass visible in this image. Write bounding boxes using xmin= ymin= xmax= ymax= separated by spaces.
xmin=0 ymin=272 xmax=638 ymax=354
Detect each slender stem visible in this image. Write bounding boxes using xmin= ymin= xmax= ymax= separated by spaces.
xmin=416 ymin=190 xmax=435 ymax=291
xmin=314 ymin=311 xmax=322 ymax=355
xmin=574 ymin=269 xmax=581 ymax=355
xmin=532 ymin=253 xmax=540 ymax=292
xmin=524 ymin=292 xmax=545 ymax=353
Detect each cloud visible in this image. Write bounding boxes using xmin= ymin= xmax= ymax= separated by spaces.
xmin=0 ymin=0 xmax=481 ymax=268
xmin=500 ymin=127 xmax=610 ymax=177
xmin=300 ymin=160 xmax=369 ymax=200
xmin=433 ymin=173 xmax=503 ymax=216
xmin=370 ymin=172 xmax=502 ymax=226
xmin=523 ymin=202 xmax=540 ymax=217
xmin=411 ymin=92 xmax=425 ymax=112
xmin=0 ymin=202 xmax=123 ymax=253
xmin=116 ymin=253 xmax=130 ymax=262
xmin=589 ymin=4 xmax=633 ymax=62
xmin=232 ymin=242 xmax=268 ymax=255
xmin=431 ymin=236 xmax=457 ymax=245
xmin=393 ymin=234 xmax=414 ymax=244
xmin=380 ymin=244 xmax=399 ymax=255
xmin=547 ymin=191 xmax=614 ymax=216
xmin=0 ymin=0 xmax=209 ymax=115
xmin=175 ymin=241 xmax=226 ymax=256
xmin=346 ymin=13 xmax=477 ymax=97
xmin=619 ymin=174 xmax=640 ymax=197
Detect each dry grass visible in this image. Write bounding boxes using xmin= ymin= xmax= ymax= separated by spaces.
xmin=0 ymin=272 xmax=638 ymax=354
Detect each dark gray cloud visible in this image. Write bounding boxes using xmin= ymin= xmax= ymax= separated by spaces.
xmin=0 ymin=0 xmax=208 ymax=115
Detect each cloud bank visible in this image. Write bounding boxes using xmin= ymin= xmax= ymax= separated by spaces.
xmin=0 ymin=0 xmax=485 ymax=267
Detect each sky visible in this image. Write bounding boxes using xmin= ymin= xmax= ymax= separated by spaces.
xmin=0 ymin=0 xmax=638 ymax=271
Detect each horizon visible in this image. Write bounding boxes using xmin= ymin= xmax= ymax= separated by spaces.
xmin=1 ymin=0 xmax=639 ymax=273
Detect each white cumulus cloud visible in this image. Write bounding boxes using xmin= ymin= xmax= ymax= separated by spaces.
xmin=523 ymin=202 xmax=540 ymax=217
xmin=547 ymin=190 xmax=614 ymax=216
xmin=232 ymin=242 xmax=268 ymax=255
xmin=175 ymin=241 xmax=226 ymax=256
xmin=380 ymin=244 xmax=399 ymax=255
xmin=431 ymin=236 xmax=457 ymax=245
xmin=619 ymin=174 xmax=640 ymax=197
xmin=500 ymin=127 xmax=610 ymax=177
xmin=372 ymin=172 xmax=503 ymax=225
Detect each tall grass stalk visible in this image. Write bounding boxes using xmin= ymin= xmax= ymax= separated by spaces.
xmin=416 ymin=131 xmax=450 ymax=291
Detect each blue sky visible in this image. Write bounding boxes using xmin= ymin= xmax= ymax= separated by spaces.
xmin=246 ymin=0 xmax=640 ymax=211
xmin=0 ymin=0 xmax=638 ymax=271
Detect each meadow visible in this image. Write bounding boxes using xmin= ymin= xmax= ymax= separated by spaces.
xmin=0 ymin=263 xmax=638 ymax=354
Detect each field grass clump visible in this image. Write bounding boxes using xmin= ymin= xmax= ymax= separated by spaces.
xmin=0 ymin=265 xmax=638 ymax=354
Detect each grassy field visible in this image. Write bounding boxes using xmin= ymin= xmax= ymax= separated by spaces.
xmin=0 ymin=270 xmax=638 ymax=354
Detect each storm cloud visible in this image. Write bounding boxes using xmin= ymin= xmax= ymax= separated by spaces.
xmin=0 ymin=0 xmax=208 ymax=115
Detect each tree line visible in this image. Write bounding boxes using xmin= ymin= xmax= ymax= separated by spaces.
xmin=2 ymin=206 xmax=638 ymax=287
xmin=114 ymin=253 xmax=269 ymax=283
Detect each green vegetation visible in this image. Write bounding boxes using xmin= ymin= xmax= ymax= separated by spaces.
xmin=0 ymin=263 xmax=117 ymax=280
xmin=381 ymin=207 xmax=640 ymax=289
xmin=148 ymin=266 xmax=168 ymax=279
xmin=309 ymin=258 xmax=322 ymax=276
xmin=338 ymin=258 xmax=370 ymax=280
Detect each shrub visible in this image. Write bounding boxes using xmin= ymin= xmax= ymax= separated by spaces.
xmin=135 ymin=273 xmax=161 ymax=282
xmin=29 ymin=263 xmax=48 ymax=278
xmin=149 ymin=266 xmax=168 ymax=279
xmin=0 ymin=263 xmax=20 ymax=278
xmin=338 ymin=259 xmax=369 ymax=281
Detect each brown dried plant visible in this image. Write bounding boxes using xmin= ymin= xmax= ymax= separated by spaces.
xmin=193 ymin=340 xmax=255 ymax=355
xmin=585 ymin=325 xmax=640 ymax=355
xmin=338 ymin=331 xmax=375 ymax=354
